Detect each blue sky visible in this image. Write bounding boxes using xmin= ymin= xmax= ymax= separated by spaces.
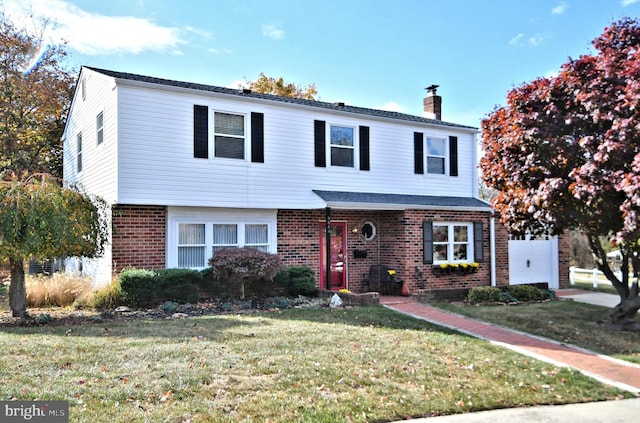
xmin=6 ymin=0 xmax=640 ymax=128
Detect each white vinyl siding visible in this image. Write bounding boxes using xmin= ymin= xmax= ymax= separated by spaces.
xmin=102 ymin=75 xmax=477 ymax=208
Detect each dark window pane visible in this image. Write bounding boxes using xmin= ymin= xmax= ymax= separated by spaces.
xmin=427 ymin=157 xmax=445 ymax=174
xmin=215 ymin=136 xmax=244 ymax=159
xmin=215 ymin=112 xmax=244 ymax=136
xmin=433 ymin=226 xmax=448 ymax=242
xmin=331 ymin=147 xmax=354 ymax=167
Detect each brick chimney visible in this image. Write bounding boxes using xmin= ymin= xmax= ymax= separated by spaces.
xmin=423 ymin=84 xmax=441 ymax=120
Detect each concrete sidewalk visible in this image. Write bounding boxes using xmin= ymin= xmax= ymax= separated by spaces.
xmin=382 ymin=290 xmax=640 ymax=422
xmin=555 ymin=288 xmax=620 ymax=307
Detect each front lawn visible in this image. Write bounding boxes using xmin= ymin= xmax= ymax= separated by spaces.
xmin=0 ymin=306 xmax=629 ymax=422
xmin=432 ymin=300 xmax=640 ymax=364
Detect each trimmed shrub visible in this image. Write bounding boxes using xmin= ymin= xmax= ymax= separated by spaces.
xmin=506 ymin=284 xmax=545 ymax=301
xmin=275 ymin=266 xmax=318 ymax=296
xmin=466 ymin=286 xmax=501 ymax=304
xmin=209 ymin=247 xmax=282 ymax=299
xmin=498 ymin=291 xmax=519 ymax=303
xmin=156 ymin=268 xmax=201 ymax=304
xmin=118 ymin=268 xmax=158 ymax=308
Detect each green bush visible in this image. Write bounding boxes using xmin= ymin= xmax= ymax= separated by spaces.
xmin=156 ymin=268 xmax=202 ymax=304
xmin=498 ymin=291 xmax=519 ymax=303
xmin=466 ymin=286 xmax=501 ymax=304
xmin=118 ymin=268 xmax=158 ymax=308
xmin=506 ymin=284 xmax=545 ymax=301
xmin=275 ymin=266 xmax=318 ymax=296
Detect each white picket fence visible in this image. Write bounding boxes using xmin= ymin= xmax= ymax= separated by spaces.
xmin=569 ymin=266 xmax=628 ymax=288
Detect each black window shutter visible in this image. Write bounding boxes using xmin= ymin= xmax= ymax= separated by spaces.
xmin=414 ymin=132 xmax=424 ymax=174
xmin=423 ymin=220 xmax=433 ymax=264
xmin=194 ymin=105 xmax=209 ymax=158
xmin=474 ymin=222 xmax=484 ymax=262
xmin=251 ymin=112 xmax=264 ymax=163
xmin=314 ymin=120 xmax=326 ymax=167
xmin=359 ymin=126 xmax=370 ymax=171
xmin=449 ymin=135 xmax=458 ymax=176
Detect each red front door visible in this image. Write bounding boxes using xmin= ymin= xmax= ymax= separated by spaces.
xmin=319 ymin=222 xmax=346 ymax=291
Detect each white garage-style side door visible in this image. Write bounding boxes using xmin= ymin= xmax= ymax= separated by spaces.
xmin=508 ymin=235 xmax=559 ymax=289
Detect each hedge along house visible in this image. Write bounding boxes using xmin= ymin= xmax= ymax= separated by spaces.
xmin=62 ymin=67 xmax=509 ymax=298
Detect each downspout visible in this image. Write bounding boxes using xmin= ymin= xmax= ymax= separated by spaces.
xmin=490 ymin=211 xmax=497 ymax=287
xmin=325 ymin=207 xmax=331 ymax=291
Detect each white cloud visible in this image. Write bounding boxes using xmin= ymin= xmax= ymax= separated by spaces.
xmin=227 ymin=79 xmax=247 ymax=89
xmin=5 ymin=0 xmax=186 ymax=55
xmin=552 ymin=1 xmax=568 ymax=15
xmin=262 ymin=24 xmax=285 ymax=40
xmin=510 ymin=33 xmax=545 ymax=46
xmin=622 ymin=0 xmax=639 ymax=6
xmin=509 ymin=33 xmax=524 ymax=45
xmin=376 ymin=102 xmax=406 ymax=113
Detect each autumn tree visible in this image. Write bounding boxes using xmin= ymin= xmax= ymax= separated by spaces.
xmin=0 ymin=173 xmax=109 ymax=317
xmin=480 ymin=18 xmax=640 ymax=329
xmin=247 ymin=73 xmax=317 ymax=100
xmin=0 ymin=14 xmax=74 ymax=177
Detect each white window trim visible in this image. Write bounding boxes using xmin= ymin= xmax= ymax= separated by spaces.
xmin=76 ymin=132 xmax=83 ymax=173
xmin=212 ymin=110 xmax=249 ymax=161
xmin=167 ymin=208 xmax=277 ymax=269
xmin=426 ymin=136 xmax=448 ymax=175
xmin=96 ymin=111 xmax=104 ymax=145
xmin=432 ymin=222 xmax=475 ymax=264
xmin=327 ymin=123 xmax=358 ymax=169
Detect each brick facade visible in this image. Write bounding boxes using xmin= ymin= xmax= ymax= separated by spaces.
xmin=112 ymin=205 xmax=167 ymax=273
xmin=277 ymin=208 xmax=503 ymax=296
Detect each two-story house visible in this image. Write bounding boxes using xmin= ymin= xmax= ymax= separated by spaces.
xmin=62 ymin=66 xmax=510 ymax=298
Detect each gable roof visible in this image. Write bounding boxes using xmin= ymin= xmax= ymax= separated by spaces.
xmin=313 ymin=190 xmax=491 ymax=211
xmin=83 ymin=66 xmax=477 ymax=131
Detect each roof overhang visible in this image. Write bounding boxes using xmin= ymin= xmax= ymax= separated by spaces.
xmin=313 ymin=190 xmax=492 ymax=212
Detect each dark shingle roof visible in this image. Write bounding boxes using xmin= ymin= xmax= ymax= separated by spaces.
xmin=84 ymin=66 xmax=477 ymax=131
xmin=313 ymin=190 xmax=491 ymax=210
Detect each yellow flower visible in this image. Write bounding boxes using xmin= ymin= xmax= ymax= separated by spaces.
xmin=387 ymin=270 xmax=396 ymax=276
xmin=471 ymin=262 xmax=480 ymax=268
xmin=439 ymin=264 xmax=449 ymax=269
xmin=338 ymin=288 xmax=351 ymax=294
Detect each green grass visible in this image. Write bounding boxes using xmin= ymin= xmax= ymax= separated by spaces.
xmin=433 ymin=301 xmax=640 ymax=364
xmin=0 ymin=307 xmax=629 ymax=422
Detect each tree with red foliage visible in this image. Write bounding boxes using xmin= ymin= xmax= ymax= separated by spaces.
xmin=480 ymin=18 xmax=640 ymax=329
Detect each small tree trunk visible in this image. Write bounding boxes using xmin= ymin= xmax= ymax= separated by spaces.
xmin=608 ymin=295 xmax=640 ymax=331
xmin=9 ymin=258 xmax=27 ymax=318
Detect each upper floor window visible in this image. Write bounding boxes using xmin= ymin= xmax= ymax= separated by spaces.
xmin=330 ymin=125 xmax=354 ymax=167
xmin=214 ymin=112 xmax=245 ymax=159
xmin=432 ymin=223 xmax=473 ymax=263
xmin=414 ymin=133 xmax=458 ymax=177
xmin=426 ymin=138 xmax=446 ymax=174
xmin=76 ymin=133 xmax=83 ymax=172
xmin=96 ymin=112 xmax=104 ymax=145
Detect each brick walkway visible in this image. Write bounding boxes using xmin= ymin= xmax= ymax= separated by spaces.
xmin=381 ymin=297 xmax=640 ymax=393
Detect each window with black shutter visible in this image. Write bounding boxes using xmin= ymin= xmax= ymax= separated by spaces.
xmin=414 ymin=132 xmax=424 ymax=174
xmin=314 ymin=120 xmax=326 ymax=167
xmin=251 ymin=112 xmax=264 ymax=163
xmin=449 ymin=136 xmax=458 ymax=177
xmin=193 ymin=105 xmax=208 ymax=159
xmin=359 ymin=126 xmax=370 ymax=171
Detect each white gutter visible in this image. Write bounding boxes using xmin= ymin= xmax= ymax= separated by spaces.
xmin=490 ymin=211 xmax=497 ymax=287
